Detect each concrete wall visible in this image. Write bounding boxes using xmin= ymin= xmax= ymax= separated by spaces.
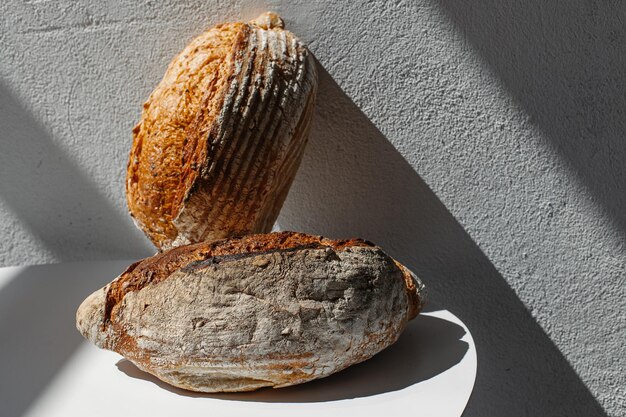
xmin=1 ymin=1 xmax=624 ymax=415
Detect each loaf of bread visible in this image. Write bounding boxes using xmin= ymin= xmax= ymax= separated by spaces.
xmin=76 ymin=232 xmax=425 ymax=392
xmin=126 ymin=13 xmax=317 ymax=250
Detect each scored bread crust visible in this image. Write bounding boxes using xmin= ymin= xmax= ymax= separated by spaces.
xmin=76 ymin=232 xmax=426 ymax=392
xmin=103 ymin=231 xmax=376 ymax=319
xmin=126 ymin=13 xmax=318 ymax=250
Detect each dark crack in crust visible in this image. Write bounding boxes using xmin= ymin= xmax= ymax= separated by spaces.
xmin=172 ymin=25 xmax=251 ymax=219
xmin=126 ymin=22 xmax=247 ymax=249
xmin=104 ymin=231 xmax=375 ymax=325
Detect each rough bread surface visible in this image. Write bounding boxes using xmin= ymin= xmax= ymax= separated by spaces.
xmin=126 ymin=12 xmax=318 ymax=250
xmin=76 ymin=232 xmax=425 ymax=392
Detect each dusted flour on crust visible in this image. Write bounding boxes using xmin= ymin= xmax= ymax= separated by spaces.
xmin=76 ymin=232 xmax=426 ymax=393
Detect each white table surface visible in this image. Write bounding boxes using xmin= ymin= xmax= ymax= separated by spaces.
xmin=0 ymin=261 xmax=476 ymax=417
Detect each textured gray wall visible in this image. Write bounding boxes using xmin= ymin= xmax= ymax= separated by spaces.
xmin=0 ymin=1 xmax=624 ymax=416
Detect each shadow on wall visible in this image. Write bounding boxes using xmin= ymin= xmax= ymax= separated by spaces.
xmin=0 ymin=261 xmax=130 ymax=417
xmin=0 ymin=82 xmax=152 ymax=263
xmin=434 ymin=0 xmax=626 ymax=236
xmin=277 ymin=65 xmax=607 ymax=416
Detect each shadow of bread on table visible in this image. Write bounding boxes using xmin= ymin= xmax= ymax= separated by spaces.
xmin=116 ymin=313 xmax=468 ymax=402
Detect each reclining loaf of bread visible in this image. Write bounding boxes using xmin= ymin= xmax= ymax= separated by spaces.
xmin=126 ymin=12 xmax=318 ymax=250
xmin=76 ymin=232 xmax=426 ymax=393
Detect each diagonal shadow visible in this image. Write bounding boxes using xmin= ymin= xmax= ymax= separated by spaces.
xmin=433 ymin=0 xmax=626 ymax=238
xmin=0 ymin=260 xmax=131 ymax=417
xmin=276 ymin=65 xmax=608 ymax=416
xmin=117 ymin=313 xmax=468 ymax=402
xmin=0 ymin=82 xmax=153 ymax=263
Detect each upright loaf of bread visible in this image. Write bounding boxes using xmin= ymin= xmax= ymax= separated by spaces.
xmin=126 ymin=12 xmax=317 ymax=250
xmin=76 ymin=232 xmax=425 ymax=392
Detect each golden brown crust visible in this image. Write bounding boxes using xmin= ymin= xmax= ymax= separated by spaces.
xmin=394 ymin=261 xmax=422 ymax=320
xmin=167 ymin=23 xmax=317 ymax=249
xmin=172 ymin=25 xmax=251 ymax=218
xmin=126 ymin=22 xmax=246 ymax=248
xmin=126 ymin=14 xmax=318 ymax=251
